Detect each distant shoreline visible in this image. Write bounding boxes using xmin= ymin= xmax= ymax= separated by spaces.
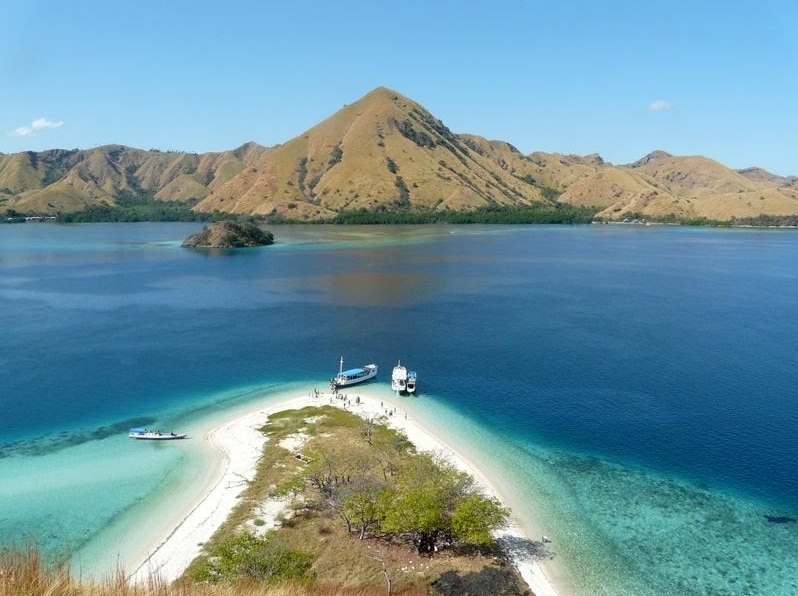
xmin=7 ymin=217 xmax=798 ymax=230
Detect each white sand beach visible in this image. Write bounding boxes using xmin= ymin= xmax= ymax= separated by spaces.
xmin=128 ymin=388 xmax=559 ymax=596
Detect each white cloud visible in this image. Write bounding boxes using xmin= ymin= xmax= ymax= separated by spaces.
xmin=10 ymin=117 xmax=64 ymax=137
xmin=648 ymin=100 xmax=673 ymax=112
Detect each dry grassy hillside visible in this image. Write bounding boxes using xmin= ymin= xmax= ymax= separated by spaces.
xmin=521 ymin=151 xmax=606 ymax=192
xmin=583 ymin=151 xmax=798 ymax=221
xmin=629 ymin=151 xmax=760 ymax=197
xmin=0 ymin=143 xmax=268 ymax=214
xmin=194 ymin=87 xmax=547 ymax=218
xmin=735 ymin=167 xmax=795 ymax=186
xmin=560 ymin=168 xmax=673 ymax=211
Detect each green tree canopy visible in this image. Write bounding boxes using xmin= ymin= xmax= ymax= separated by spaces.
xmin=451 ymin=493 xmax=510 ymax=550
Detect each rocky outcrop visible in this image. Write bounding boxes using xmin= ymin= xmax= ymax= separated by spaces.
xmin=181 ymin=221 xmax=274 ymax=248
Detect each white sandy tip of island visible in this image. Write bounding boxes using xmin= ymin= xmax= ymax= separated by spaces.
xmin=127 ymin=389 xmax=558 ymax=596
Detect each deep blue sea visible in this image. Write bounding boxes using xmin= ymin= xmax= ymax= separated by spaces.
xmin=1 ymin=223 xmax=797 ymax=595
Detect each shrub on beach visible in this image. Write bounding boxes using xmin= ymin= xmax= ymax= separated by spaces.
xmin=186 ymin=531 xmax=313 ymax=584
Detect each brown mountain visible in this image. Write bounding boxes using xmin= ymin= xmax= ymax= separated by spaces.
xmin=2 ymin=87 xmax=796 ymax=222
xmin=192 ymin=87 xmax=546 ymax=219
xmin=0 ymin=143 xmax=269 ymax=214
xmin=534 ymin=149 xmax=798 ymax=221
xmin=592 ymin=151 xmax=798 ymax=220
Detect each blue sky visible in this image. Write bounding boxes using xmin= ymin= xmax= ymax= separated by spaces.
xmin=2 ymin=0 xmax=796 ymax=175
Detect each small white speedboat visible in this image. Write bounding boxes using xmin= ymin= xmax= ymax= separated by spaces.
xmin=392 ymin=361 xmax=408 ymax=392
xmin=406 ymin=370 xmax=417 ymax=394
xmin=129 ymin=428 xmax=188 ymax=440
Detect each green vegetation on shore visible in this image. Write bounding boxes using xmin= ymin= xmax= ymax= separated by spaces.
xmin=298 ymin=204 xmax=599 ymax=224
xmin=9 ymin=188 xmax=797 ymax=228
xmin=5 ymin=202 xmax=599 ymax=225
xmin=730 ymin=213 xmax=798 ymax=227
xmin=55 ymin=192 xmax=212 ymax=223
xmin=184 ymin=405 xmax=517 ymax=593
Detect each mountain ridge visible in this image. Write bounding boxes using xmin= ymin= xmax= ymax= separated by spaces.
xmin=2 ymin=87 xmax=796 ymax=222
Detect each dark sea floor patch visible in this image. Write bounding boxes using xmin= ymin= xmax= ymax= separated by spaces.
xmin=764 ymin=514 xmax=796 ymax=524
xmin=0 ymin=417 xmax=156 ymax=458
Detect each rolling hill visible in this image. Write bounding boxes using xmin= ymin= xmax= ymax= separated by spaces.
xmin=2 ymin=87 xmax=796 ymax=222
xmin=0 ymin=143 xmax=269 ymax=215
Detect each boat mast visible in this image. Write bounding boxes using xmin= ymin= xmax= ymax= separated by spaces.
xmin=339 ymin=356 xmax=344 ymax=376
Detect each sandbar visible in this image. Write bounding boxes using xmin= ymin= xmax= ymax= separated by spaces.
xmin=127 ymin=388 xmax=559 ymax=596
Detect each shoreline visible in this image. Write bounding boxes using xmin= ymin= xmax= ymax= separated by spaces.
xmin=127 ymin=387 xmax=559 ymax=596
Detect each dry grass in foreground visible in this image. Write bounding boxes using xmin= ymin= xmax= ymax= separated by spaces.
xmin=0 ymin=542 xmax=427 ymax=596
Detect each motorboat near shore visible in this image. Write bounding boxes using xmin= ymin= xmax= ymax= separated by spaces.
xmin=391 ymin=361 xmax=408 ymax=392
xmin=331 ymin=357 xmax=378 ymax=389
xmin=129 ymin=428 xmax=188 ymax=440
xmin=406 ymin=370 xmax=417 ymax=394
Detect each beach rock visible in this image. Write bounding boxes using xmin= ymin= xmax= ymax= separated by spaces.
xmin=181 ymin=221 xmax=274 ymax=248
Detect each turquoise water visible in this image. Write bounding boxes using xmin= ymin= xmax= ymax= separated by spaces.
xmin=1 ymin=223 xmax=797 ymax=594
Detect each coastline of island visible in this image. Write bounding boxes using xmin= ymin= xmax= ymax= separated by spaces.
xmin=121 ymin=387 xmax=560 ymax=595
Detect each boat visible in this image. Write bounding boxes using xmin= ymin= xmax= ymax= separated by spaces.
xmin=406 ymin=370 xmax=417 ymax=394
xmin=391 ymin=361 xmax=408 ymax=392
xmin=129 ymin=428 xmax=188 ymax=440
xmin=331 ymin=357 xmax=378 ymax=388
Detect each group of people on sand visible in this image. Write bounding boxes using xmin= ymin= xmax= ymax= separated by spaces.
xmin=309 ymin=388 xmax=408 ymax=419
xmin=379 ymin=400 xmax=407 ymax=419
xmin=384 ymin=405 xmax=399 ymax=417
xmin=325 ymin=388 xmax=360 ymax=409
xmin=311 ymin=386 xmax=353 ymax=402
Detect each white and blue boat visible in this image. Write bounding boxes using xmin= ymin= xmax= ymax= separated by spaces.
xmin=331 ymin=357 xmax=378 ymax=388
xmin=129 ymin=428 xmax=188 ymax=440
xmin=406 ymin=370 xmax=417 ymax=394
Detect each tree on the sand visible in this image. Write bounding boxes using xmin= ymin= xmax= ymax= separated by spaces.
xmin=382 ymin=455 xmax=481 ymax=553
xmin=383 ymin=484 xmax=447 ymax=552
xmin=340 ymin=478 xmax=393 ymax=539
xmin=451 ymin=493 xmax=510 ymax=552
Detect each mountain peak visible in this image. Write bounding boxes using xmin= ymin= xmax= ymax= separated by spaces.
xmin=347 ymin=86 xmax=423 ymax=115
xmin=192 ymin=87 xmax=546 ymax=217
xmin=630 ymin=150 xmax=672 ymax=167
xmin=364 ymin=85 xmax=403 ymax=99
